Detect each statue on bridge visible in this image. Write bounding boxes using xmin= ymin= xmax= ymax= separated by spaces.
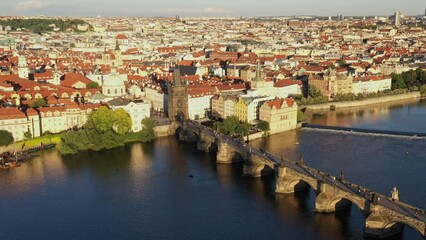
xmin=391 ymin=187 xmax=399 ymax=201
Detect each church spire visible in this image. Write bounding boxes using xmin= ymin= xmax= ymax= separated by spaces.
xmin=255 ymin=60 xmax=262 ymax=81
xmin=115 ymin=39 xmax=120 ymax=51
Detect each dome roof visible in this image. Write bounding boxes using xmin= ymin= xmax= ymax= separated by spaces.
xmin=103 ymin=69 xmax=124 ymax=88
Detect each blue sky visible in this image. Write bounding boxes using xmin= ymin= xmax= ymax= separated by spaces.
xmin=1 ymin=0 xmax=424 ymax=17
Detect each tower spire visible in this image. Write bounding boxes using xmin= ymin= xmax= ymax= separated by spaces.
xmin=115 ymin=39 xmax=120 ymax=51
xmin=255 ymin=60 xmax=262 ymax=81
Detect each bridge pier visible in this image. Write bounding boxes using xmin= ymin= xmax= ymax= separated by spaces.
xmin=216 ymin=141 xmax=245 ymax=164
xmin=276 ymin=167 xmax=318 ymax=193
xmin=196 ymin=132 xmax=217 ymax=152
xmin=364 ymin=211 xmax=404 ymax=238
xmin=243 ymin=154 xmax=275 ymax=177
xmin=315 ymin=184 xmax=352 ymax=213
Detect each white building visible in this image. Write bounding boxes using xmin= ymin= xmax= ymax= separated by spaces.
xmin=39 ymin=107 xmax=67 ymax=134
xmin=144 ymin=83 xmax=165 ymax=112
xmin=109 ymin=100 xmax=151 ymax=132
xmin=0 ymin=108 xmax=40 ymax=141
xmin=352 ymin=76 xmax=392 ymax=94
xmin=187 ymin=87 xmax=215 ymax=120
xmin=274 ymin=79 xmax=301 ymax=98
xmin=245 ymin=95 xmax=274 ymax=124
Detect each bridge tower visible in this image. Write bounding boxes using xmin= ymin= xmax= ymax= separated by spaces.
xmin=167 ymin=67 xmax=188 ymax=120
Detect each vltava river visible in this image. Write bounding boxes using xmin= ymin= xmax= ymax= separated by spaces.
xmin=1 ymin=99 xmax=425 ymax=239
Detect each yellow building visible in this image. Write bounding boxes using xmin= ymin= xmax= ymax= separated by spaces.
xmin=234 ymin=97 xmax=248 ymax=122
xmin=259 ymin=98 xmax=298 ymax=134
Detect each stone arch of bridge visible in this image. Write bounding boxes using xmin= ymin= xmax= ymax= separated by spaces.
xmin=208 ymin=140 xmax=218 ymax=152
xmin=322 ymin=194 xmax=366 ymax=214
xmin=383 ymin=220 xmax=424 ymax=239
xmin=287 ymin=177 xmax=318 ymax=193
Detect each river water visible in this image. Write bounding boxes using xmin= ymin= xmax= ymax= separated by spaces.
xmin=1 ymin=99 xmax=426 ymax=240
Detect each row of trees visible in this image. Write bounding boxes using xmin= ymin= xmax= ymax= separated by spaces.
xmin=292 ymin=85 xmax=329 ymax=105
xmin=213 ymin=116 xmax=251 ymax=137
xmin=391 ymin=68 xmax=426 ymax=93
xmin=0 ymin=19 xmax=91 ymax=33
xmin=60 ymin=106 xmax=155 ymax=154
xmin=332 ymin=89 xmax=408 ymax=102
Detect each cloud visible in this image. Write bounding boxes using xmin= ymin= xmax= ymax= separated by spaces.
xmin=15 ymin=1 xmax=52 ymax=11
xmin=203 ymin=7 xmax=225 ymax=14
xmin=149 ymin=6 xmax=227 ymax=16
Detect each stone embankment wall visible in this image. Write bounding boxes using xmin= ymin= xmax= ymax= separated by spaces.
xmin=154 ymin=122 xmax=179 ymax=137
xmin=304 ymin=92 xmax=421 ymax=111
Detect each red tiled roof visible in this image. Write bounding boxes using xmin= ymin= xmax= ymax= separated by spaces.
xmin=265 ymin=98 xmax=295 ymax=109
xmin=0 ymin=107 xmax=26 ymax=120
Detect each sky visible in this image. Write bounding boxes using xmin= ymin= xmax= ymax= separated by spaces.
xmin=0 ymin=0 xmax=425 ymax=17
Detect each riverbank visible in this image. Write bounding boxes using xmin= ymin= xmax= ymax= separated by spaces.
xmin=303 ymin=92 xmax=421 ymax=111
xmin=0 ymin=134 xmax=62 ymax=154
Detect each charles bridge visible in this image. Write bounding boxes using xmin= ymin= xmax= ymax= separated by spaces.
xmin=177 ymin=120 xmax=426 ymax=239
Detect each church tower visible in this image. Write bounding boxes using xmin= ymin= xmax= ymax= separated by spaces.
xmin=114 ymin=40 xmax=123 ymax=67
xmin=167 ymin=67 xmax=188 ymax=120
xmin=252 ymin=61 xmax=265 ymax=89
xmin=52 ymin=62 xmax=61 ymax=85
xmin=18 ymin=56 xmax=29 ymax=79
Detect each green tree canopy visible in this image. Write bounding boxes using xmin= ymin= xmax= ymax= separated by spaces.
xmin=308 ymin=85 xmax=324 ymax=98
xmin=236 ymin=122 xmax=251 ymax=137
xmin=29 ymin=98 xmax=47 ymax=108
xmin=257 ymin=120 xmax=270 ymax=132
xmin=0 ymin=130 xmax=14 ymax=146
xmin=90 ymin=106 xmax=114 ymax=132
xmin=24 ymin=131 xmax=32 ymax=140
xmin=297 ymin=110 xmax=306 ymax=122
xmin=140 ymin=117 xmax=156 ymax=142
xmin=221 ymin=116 xmax=240 ymax=135
xmin=112 ymin=109 xmax=132 ymax=135
xmin=86 ymin=82 xmax=99 ymax=89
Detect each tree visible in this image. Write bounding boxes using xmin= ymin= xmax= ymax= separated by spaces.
xmin=24 ymin=131 xmax=32 ymax=140
xmin=391 ymin=73 xmax=406 ymax=90
xmin=221 ymin=116 xmax=240 ymax=135
xmin=0 ymin=130 xmax=14 ymax=146
xmin=257 ymin=120 xmax=270 ymax=132
xmin=236 ymin=122 xmax=251 ymax=137
xmin=297 ymin=110 xmax=306 ymax=122
xmin=419 ymin=85 xmax=426 ymax=96
xmin=112 ymin=109 xmax=132 ymax=135
xmin=86 ymin=82 xmax=99 ymax=89
xmin=90 ymin=106 xmax=114 ymax=132
xmin=29 ymin=98 xmax=47 ymax=108
xmin=140 ymin=117 xmax=156 ymax=142
xmin=308 ymin=85 xmax=323 ymax=98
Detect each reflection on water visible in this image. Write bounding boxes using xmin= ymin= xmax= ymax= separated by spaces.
xmin=307 ymin=98 xmax=426 ymax=132
xmin=1 ymin=99 xmax=426 ymax=240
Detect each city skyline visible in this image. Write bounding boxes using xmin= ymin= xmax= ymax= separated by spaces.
xmin=0 ymin=0 xmax=425 ymax=17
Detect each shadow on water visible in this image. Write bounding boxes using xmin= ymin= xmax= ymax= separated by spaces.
xmin=61 ymin=141 xmax=157 ymax=177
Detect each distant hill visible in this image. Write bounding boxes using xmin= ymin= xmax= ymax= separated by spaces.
xmin=0 ymin=18 xmax=92 ymax=33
